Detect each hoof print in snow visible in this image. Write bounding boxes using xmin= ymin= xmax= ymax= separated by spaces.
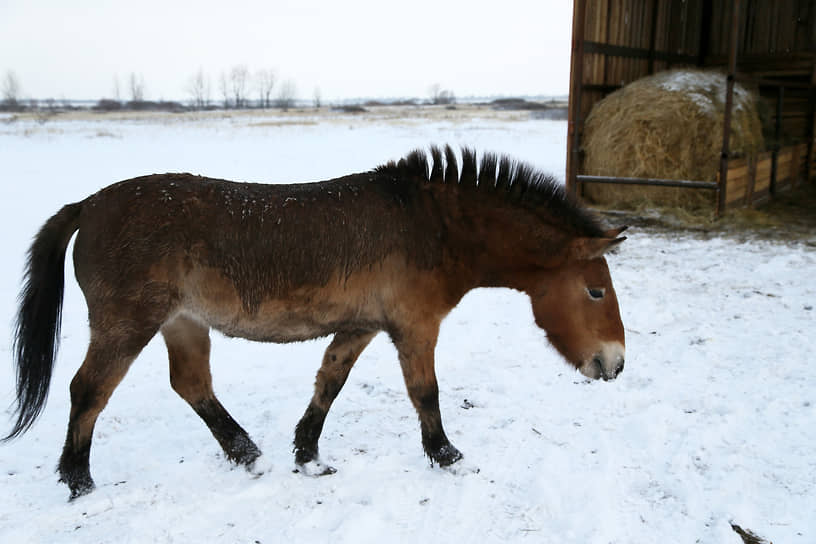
xmin=442 ymin=462 xmax=480 ymax=476
xmin=246 ymin=454 xmax=271 ymax=478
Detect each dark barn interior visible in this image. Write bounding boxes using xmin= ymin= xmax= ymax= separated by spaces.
xmin=566 ymin=0 xmax=816 ymax=214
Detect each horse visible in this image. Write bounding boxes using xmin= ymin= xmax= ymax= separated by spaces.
xmin=4 ymin=146 xmax=626 ymax=499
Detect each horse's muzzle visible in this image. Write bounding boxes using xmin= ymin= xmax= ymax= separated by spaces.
xmin=579 ymin=342 xmax=625 ymax=381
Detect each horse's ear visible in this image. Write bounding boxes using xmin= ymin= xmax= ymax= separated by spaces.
xmin=568 ymin=236 xmax=627 ymax=260
xmin=603 ymin=225 xmax=628 ymax=238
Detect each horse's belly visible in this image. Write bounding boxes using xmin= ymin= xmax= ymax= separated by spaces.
xmin=184 ymin=290 xmax=379 ymax=343
xmin=178 ymin=264 xmax=386 ymax=343
xmin=211 ymin=314 xmax=335 ymax=343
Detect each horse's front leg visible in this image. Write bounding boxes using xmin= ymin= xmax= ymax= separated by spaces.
xmin=391 ymin=323 xmax=462 ymax=467
xmin=294 ymin=329 xmax=377 ymax=474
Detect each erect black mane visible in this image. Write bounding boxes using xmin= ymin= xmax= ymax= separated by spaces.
xmin=375 ymin=145 xmax=606 ymax=238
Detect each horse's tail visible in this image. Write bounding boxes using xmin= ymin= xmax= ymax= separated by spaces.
xmin=3 ymin=201 xmax=83 ymax=441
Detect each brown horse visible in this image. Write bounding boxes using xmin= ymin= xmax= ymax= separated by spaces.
xmin=4 ymin=146 xmax=626 ymax=499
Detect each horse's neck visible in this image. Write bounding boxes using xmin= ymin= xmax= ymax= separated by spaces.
xmin=444 ymin=202 xmax=569 ymax=291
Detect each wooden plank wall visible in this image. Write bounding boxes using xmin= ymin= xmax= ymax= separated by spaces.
xmin=724 ymin=142 xmax=809 ymax=208
xmin=578 ymin=0 xmax=815 ymax=142
xmin=569 ymin=0 xmax=816 ymax=204
xmin=708 ymin=1 xmax=815 ymax=58
xmin=724 ymin=156 xmax=753 ymax=207
xmin=706 ymin=1 xmax=816 ymax=145
xmin=753 ymin=151 xmax=773 ymax=197
xmin=579 ymin=0 xmax=702 ymax=125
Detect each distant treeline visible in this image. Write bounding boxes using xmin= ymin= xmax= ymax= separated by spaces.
xmin=2 ymin=68 xmax=567 ymax=118
xmin=1 ymin=97 xmax=566 ymax=117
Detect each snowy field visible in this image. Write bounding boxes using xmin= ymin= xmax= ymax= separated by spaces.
xmin=0 ymin=109 xmax=814 ymax=543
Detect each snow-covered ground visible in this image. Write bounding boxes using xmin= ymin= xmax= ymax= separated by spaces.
xmin=0 ymin=110 xmax=813 ymax=543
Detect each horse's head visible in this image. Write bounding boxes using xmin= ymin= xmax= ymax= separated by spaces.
xmin=526 ymin=227 xmax=627 ymax=381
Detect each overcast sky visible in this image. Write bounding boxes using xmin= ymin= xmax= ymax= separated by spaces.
xmin=0 ymin=0 xmax=573 ymax=102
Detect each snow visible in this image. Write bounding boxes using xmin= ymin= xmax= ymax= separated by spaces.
xmin=655 ymin=70 xmax=754 ymax=114
xmin=1 ymin=111 xmax=814 ymax=543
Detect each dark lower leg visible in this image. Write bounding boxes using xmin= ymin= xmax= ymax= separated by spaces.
xmin=393 ymin=324 xmax=462 ymax=467
xmin=192 ymin=397 xmax=260 ymax=465
xmin=58 ymin=347 xmax=138 ymax=499
xmin=58 ymin=424 xmax=95 ymax=499
xmin=294 ymin=330 xmax=376 ymax=465
xmin=294 ymin=403 xmax=326 ymax=465
xmin=411 ymin=384 xmax=462 ymax=466
xmin=163 ymin=315 xmax=261 ymax=467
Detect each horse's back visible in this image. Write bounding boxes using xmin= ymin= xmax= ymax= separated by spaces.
xmin=70 ymin=172 xmax=443 ymax=341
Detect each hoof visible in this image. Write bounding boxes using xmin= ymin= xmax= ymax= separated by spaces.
xmin=66 ymin=479 xmax=95 ymax=501
xmin=226 ymin=440 xmax=262 ymax=467
xmin=429 ymin=444 xmax=463 ymax=467
xmin=59 ymin=469 xmax=96 ymax=501
xmin=294 ymin=445 xmax=317 ymax=466
xmin=294 ymin=458 xmax=337 ymax=477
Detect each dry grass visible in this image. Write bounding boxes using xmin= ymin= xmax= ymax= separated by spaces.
xmin=248 ymin=119 xmax=320 ymax=128
xmin=595 ymin=181 xmax=816 ymax=243
xmin=0 ymin=104 xmax=554 ymax=143
xmin=581 ymin=69 xmax=765 ymax=211
xmin=4 ymin=103 xmax=544 ymax=128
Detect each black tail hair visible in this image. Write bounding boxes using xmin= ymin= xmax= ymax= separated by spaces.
xmin=4 ymin=202 xmax=82 ymax=441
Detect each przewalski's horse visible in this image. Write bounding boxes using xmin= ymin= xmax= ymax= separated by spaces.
xmin=5 ymin=146 xmax=626 ymax=499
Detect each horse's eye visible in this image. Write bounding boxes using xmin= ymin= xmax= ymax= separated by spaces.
xmin=587 ymin=287 xmax=605 ymax=300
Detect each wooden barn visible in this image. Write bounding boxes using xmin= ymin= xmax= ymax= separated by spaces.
xmin=566 ymin=0 xmax=816 ymax=214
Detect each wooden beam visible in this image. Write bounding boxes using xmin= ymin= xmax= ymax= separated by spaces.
xmin=698 ymin=0 xmax=714 ymax=67
xmin=566 ymin=0 xmax=587 ymax=196
xmin=577 ymin=74 xmax=812 ymax=95
xmin=648 ymin=0 xmax=659 ymax=74
xmin=771 ymin=85 xmax=785 ymax=196
xmin=576 ymin=175 xmax=719 ymax=190
xmin=580 ymin=83 xmax=624 ymax=93
xmin=807 ymin=57 xmax=816 ymax=182
xmin=736 ymin=73 xmax=814 ymax=89
xmin=703 ymin=51 xmax=816 ymax=71
xmin=717 ymin=0 xmax=741 ymax=216
xmin=583 ymin=41 xmax=698 ymax=65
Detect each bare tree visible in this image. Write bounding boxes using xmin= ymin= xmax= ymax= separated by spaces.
xmin=112 ymin=75 xmax=121 ymax=102
xmin=187 ymin=68 xmax=211 ymax=110
xmin=2 ymin=70 xmax=21 ymax=107
xmin=219 ymin=72 xmax=230 ymax=108
xmin=256 ymin=69 xmax=275 ymax=109
xmin=313 ymin=87 xmax=322 ymax=109
xmin=428 ymin=83 xmax=441 ymax=103
xmin=428 ymin=83 xmax=455 ymax=105
xmin=276 ymin=79 xmax=297 ymax=111
xmin=230 ymin=65 xmax=249 ymax=108
xmin=129 ymin=72 xmax=145 ymax=102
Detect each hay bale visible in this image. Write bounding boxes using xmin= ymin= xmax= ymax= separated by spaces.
xmin=581 ymin=69 xmax=765 ymax=210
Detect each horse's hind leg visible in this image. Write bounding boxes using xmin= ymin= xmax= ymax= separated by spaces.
xmin=161 ymin=314 xmax=261 ymax=467
xmin=294 ymin=329 xmax=377 ymax=472
xmin=59 ymin=324 xmax=158 ymax=499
